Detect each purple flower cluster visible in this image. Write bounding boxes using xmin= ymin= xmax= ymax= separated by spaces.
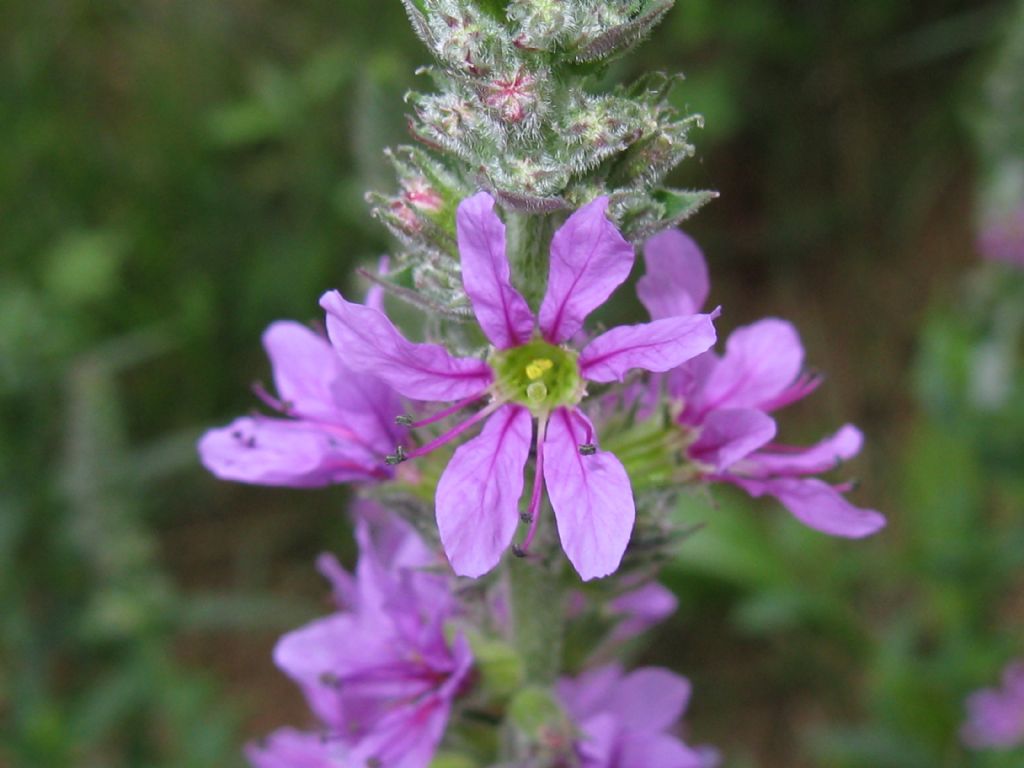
xmin=244 ymin=503 xmax=711 ymax=768
xmin=247 ymin=505 xmax=472 ymax=768
xmin=962 ymin=660 xmax=1024 ymax=750
xmin=199 ymin=191 xmax=888 ymax=767
xmin=201 ymin=197 xmax=884 ymax=576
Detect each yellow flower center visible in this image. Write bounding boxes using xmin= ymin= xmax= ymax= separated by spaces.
xmin=490 ymin=342 xmax=583 ymax=415
xmin=525 ymin=358 xmax=554 ymax=380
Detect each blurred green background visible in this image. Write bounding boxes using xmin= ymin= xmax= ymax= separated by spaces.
xmin=2 ymin=1 xmax=1023 ymax=766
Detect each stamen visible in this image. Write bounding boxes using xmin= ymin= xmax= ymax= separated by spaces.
xmin=578 ymin=443 xmax=596 ymax=455
xmin=398 ymin=392 xmax=487 ymax=429
xmin=324 ymin=460 xmax=392 ymax=480
xmin=572 ymin=408 xmax=594 ymax=445
xmin=402 ymin=400 xmax=505 ymax=461
xmin=518 ymin=413 xmax=549 ymax=555
xmin=251 ymin=381 xmax=291 ymax=414
xmin=250 ymin=385 xmax=371 ymax=447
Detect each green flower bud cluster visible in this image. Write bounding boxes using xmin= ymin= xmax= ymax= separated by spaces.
xmin=366 ymin=0 xmax=715 ymax=313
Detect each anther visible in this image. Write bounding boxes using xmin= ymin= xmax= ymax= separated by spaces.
xmin=519 ymin=511 xmax=533 ymax=524
xmin=579 ymin=443 xmax=596 ymax=455
xmin=385 ymin=445 xmax=408 ymax=465
xmin=395 ymin=415 xmax=414 ymax=426
xmin=525 ymin=358 xmax=553 ymax=380
xmin=511 ymin=544 xmax=527 ymax=558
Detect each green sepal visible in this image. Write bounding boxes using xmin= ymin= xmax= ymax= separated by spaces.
xmin=464 ymin=630 xmax=525 ymax=701
xmin=507 ymin=685 xmax=571 ymax=737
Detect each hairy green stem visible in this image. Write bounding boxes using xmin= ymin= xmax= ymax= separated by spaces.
xmin=506 ymin=212 xmax=555 ymax=310
xmin=506 ymin=555 xmax=565 ymax=684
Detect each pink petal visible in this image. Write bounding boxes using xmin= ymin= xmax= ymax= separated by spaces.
xmin=962 ymin=661 xmax=1024 ymax=748
xmin=734 ymin=476 xmax=886 ymax=538
xmin=637 ymin=229 xmax=709 ymax=319
xmin=347 ymin=696 xmax=452 ymax=768
xmin=605 ymin=667 xmax=692 ymax=733
xmin=350 ymin=510 xmax=442 ymax=617
xmin=456 ymin=192 xmax=535 ymax=349
xmin=756 ymin=370 xmax=822 ymax=413
xmin=580 ymin=313 xmax=718 ymax=383
xmin=698 ymin=318 xmax=804 ymax=413
xmin=576 ymin=713 xmax=619 ymax=766
xmin=689 ymin=408 xmax=777 ymax=472
xmin=245 ymin=727 xmax=341 ymax=768
xmin=320 ymin=290 xmax=492 ymax=402
xmin=435 ymin=406 xmax=532 ymax=578
xmin=262 ymin=321 xmax=344 ymax=422
xmin=197 ymin=417 xmax=382 ymax=487
xmin=609 ymin=582 xmax=679 ymax=641
xmin=354 ymin=501 xmax=435 ymax=572
xmin=538 ymin=196 xmax=635 ymax=343
xmin=366 ymin=255 xmax=390 ymax=312
xmin=745 ymin=424 xmax=863 ymax=477
xmin=557 ymin=663 xmax=625 ymax=721
xmin=272 ymin=613 xmax=357 ymax=724
xmin=260 ymin=319 xmax=404 ymax=455
xmin=327 ymin=371 xmax=405 ymax=456
xmin=543 ymin=409 xmax=635 ymax=581
xmin=620 ymin=732 xmax=710 ymax=768
xmin=668 ymin=351 xmax=718 ymax=405
xmin=315 ymin=552 xmax=357 ymax=609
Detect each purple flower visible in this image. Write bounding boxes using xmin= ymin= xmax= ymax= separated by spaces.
xmin=607 ymin=581 xmax=679 ymax=644
xmin=639 ymin=229 xmax=886 ymax=538
xmin=962 ymin=660 xmax=1024 ymax=750
xmin=978 ymin=206 xmax=1024 ymax=268
xmin=198 ymin=320 xmax=404 ymax=487
xmin=556 ymin=664 xmax=718 ymax=768
xmin=321 ymin=193 xmax=718 ymax=580
xmin=248 ymin=505 xmax=473 ymax=768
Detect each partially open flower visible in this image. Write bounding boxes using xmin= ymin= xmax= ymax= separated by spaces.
xmin=636 ymin=229 xmax=886 ymax=538
xmin=198 ymin=320 xmax=404 ymax=488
